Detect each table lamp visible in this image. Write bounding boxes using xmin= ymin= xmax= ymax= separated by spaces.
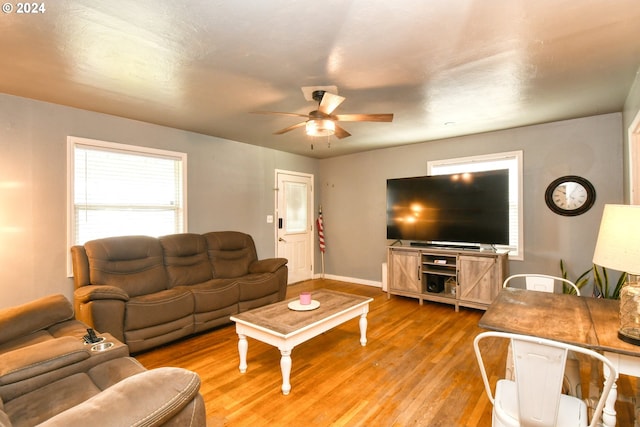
xmin=592 ymin=204 xmax=640 ymax=345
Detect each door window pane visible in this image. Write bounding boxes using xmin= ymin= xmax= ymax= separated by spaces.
xmin=285 ymin=181 xmax=307 ymax=233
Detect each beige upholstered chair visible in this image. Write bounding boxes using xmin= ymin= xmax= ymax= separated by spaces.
xmin=474 ymin=331 xmax=616 ymax=427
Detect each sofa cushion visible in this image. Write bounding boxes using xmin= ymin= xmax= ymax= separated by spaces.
xmin=85 ymin=356 xmax=146 ymax=390
xmin=125 ymin=288 xmax=194 ymax=331
xmin=0 ymin=337 xmax=89 ymax=386
xmin=236 ymin=273 xmax=282 ymax=301
xmin=4 ymin=358 xmax=147 ymax=427
xmin=187 ymin=280 xmax=239 ymax=313
xmin=124 ymin=318 xmax=194 ymax=354
xmin=160 ymin=233 xmax=214 ymax=287
xmin=4 ymin=372 xmax=100 ymax=427
xmin=38 ymin=367 xmax=201 ymax=427
xmin=84 ymin=236 xmax=169 ymax=297
xmin=0 ymin=295 xmax=73 ymax=346
xmin=84 ymin=236 xmax=168 ymax=297
xmin=0 ymin=409 xmax=9 ymax=427
xmin=204 ymin=231 xmax=258 ymax=278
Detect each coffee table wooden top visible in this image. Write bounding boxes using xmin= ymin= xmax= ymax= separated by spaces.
xmin=231 ymin=289 xmax=373 ymax=337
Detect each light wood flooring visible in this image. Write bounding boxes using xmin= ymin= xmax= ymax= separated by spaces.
xmin=135 ymin=279 xmax=636 ymax=426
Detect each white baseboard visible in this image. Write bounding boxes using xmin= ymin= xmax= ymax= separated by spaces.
xmin=313 ymin=273 xmax=382 ymax=288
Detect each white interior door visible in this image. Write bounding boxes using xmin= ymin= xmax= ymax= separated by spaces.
xmin=276 ymin=170 xmax=314 ymax=284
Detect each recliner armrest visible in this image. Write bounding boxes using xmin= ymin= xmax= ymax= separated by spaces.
xmin=249 ymin=258 xmax=288 ymax=274
xmin=39 ymin=367 xmax=202 ymax=427
xmin=0 ymin=336 xmax=89 ymax=385
xmin=74 ymin=285 xmax=129 ymax=303
xmin=0 ymin=294 xmax=74 ymax=345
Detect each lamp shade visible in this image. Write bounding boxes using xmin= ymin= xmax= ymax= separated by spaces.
xmin=592 ymin=204 xmax=640 ymax=275
xmin=306 ymin=119 xmax=335 ymax=137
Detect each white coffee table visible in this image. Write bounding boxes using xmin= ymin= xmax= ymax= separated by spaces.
xmin=230 ymin=289 xmax=373 ymax=395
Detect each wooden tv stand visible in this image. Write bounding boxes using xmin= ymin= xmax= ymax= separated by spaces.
xmin=386 ymin=246 xmax=508 ymax=311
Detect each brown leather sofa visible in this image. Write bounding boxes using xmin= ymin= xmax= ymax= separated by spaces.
xmin=71 ymin=231 xmax=288 ymax=353
xmin=0 ymin=294 xmax=205 ymax=427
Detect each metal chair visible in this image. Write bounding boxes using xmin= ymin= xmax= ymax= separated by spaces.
xmin=502 ymin=273 xmax=583 ymax=398
xmin=474 ymin=331 xmax=617 ymax=427
xmin=503 ymin=273 xmax=581 ymax=295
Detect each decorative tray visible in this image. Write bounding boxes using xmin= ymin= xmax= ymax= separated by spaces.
xmin=288 ymin=300 xmax=320 ymax=311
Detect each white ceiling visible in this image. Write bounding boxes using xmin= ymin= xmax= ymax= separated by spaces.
xmin=1 ymin=0 xmax=640 ymax=159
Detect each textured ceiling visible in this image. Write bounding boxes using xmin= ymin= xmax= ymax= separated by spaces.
xmin=1 ymin=0 xmax=640 ymax=158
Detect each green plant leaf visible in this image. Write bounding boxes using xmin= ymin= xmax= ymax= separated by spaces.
xmin=558 ymin=260 xmax=625 ymax=299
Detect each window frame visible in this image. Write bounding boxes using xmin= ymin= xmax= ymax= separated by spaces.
xmin=427 ymin=150 xmax=523 ymax=260
xmin=66 ymin=136 xmax=187 ymax=275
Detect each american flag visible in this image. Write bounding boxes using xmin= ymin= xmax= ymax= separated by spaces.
xmin=317 ymin=212 xmax=325 ymax=253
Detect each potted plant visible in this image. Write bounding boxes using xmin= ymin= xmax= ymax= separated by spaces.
xmin=560 ymin=260 xmax=627 ymax=299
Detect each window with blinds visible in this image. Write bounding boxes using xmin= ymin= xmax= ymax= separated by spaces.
xmin=428 ymin=151 xmax=523 ymax=260
xmin=68 ymin=137 xmax=187 ymax=248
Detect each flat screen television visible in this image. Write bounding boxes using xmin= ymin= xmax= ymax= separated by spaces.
xmin=386 ymin=169 xmax=509 ymax=247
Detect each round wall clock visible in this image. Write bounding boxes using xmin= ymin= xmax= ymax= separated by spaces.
xmin=545 ymin=175 xmax=596 ymax=216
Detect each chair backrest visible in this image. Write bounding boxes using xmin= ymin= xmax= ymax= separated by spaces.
xmin=511 ymin=338 xmax=566 ymax=425
xmin=203 ymin=231 xmax=258 ymax=278
xmin=503 ymin=273 xmax=581 ymax=296
xmin=83 ymin=235 xmax=169 ymax=297
xmin=474 ymin=331 xmax=617 ymax=427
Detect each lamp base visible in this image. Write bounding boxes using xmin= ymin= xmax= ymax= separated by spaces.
xmin=618 ymin=330 xmax=640 ymax=346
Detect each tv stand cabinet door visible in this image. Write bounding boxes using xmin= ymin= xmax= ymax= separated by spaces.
xmin=388 ymin=249 xmax=421 ymax=295
xmin=457 ymin=254 xmax=503 ymax=307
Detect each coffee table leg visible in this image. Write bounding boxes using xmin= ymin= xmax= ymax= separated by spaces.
xmin=280 ymin=349 xmax=292 ymax=395
xmin=359 ymin=312 xmax=368 ymax=346
xmin=238 ymin=334 xmax=248 ymax=373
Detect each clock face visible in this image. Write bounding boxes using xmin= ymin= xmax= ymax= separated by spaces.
xmin=545 ymin=176 xmax=596 ymax=216
xmin=551 ymin=182 xmax=588 ymax=210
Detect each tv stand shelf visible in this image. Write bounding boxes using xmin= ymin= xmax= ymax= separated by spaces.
xmin=386 ymin=246 xmax=508 ymax=311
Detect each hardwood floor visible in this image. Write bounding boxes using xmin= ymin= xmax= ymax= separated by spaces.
xmin=135 ymin=279 xmax=636 ymax=426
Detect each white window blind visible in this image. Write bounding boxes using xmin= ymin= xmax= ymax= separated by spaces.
xmin=68 ymin=137 xmax=186 ymax=247
xmin=428 ymin=151 xmax=523 ymax=260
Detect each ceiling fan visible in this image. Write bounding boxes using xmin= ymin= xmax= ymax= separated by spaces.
xmin=251 ymin=90 xmax=393 ymax=139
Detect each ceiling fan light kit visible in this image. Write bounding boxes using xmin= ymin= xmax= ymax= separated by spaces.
xmin=251 ymin=87 xmax=393 ymax=143
xmin=306 ymin=118 xmax=335 ymax=137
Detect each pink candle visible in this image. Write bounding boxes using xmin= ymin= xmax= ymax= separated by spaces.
xmin=299 ymin=292 xmax=312 ymax=305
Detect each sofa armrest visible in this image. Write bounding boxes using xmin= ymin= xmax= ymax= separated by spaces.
xmin=0 ymin=294 xmax=74 ymax=346
xmin=0 ymin=336 xmax=89 ymax=386
xmin=74 ymin=285 xmax=129 ymax=303
xmin=249 ymin=258 xmax=288 ymax=274
xmin=73 ymin=289 xmax=128 ymax=343
xmin=39 ymin=367 xmax=202 ymax=427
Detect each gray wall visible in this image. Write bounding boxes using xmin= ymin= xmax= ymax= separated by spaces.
xmin=0 ymin=89 xmax=632 ymax=309
xmin=317 ymin=113 xmax=625 ymax=289
xmin=0 ymin=93 xmax=317 ymax=308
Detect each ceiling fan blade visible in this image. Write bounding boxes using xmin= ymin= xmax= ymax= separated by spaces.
xmin=334 ymin=124 xmax=351 ymax=139
xmin=318 ymin=92 xmax=345 ymax=115
xmin=251 ymin=111 xmax=309 ymax=118
xmin=273 ymin=121 xmax=306 ymax=135
xmin=334 ymin=113 xmax=394 ymax=122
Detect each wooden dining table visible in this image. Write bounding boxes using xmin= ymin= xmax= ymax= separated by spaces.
xmin=479 ymin=287 xmax=640 ymax=427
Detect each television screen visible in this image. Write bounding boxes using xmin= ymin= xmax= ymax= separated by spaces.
xmin=386 ymin=169 xmax=509 ymax=246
